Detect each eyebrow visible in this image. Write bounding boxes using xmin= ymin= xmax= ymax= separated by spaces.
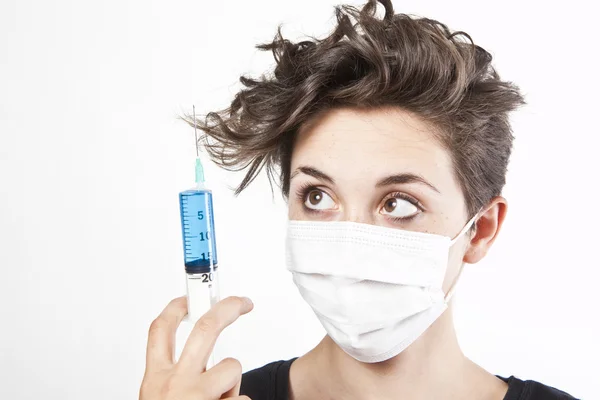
xmin=376 ymin=173 xmax=440 ymax=193
xmin=290 ymin=165 xmax=440 ymax=193
xmin=290 ymin=166 xmax=335 ymax=184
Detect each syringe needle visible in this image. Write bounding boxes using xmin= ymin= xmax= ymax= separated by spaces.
xmin=193 ymin=104 xmax=199 ymax=157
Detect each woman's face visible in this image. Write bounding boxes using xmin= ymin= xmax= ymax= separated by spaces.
xmin=288 ymin=106 xmax=476 ymax=293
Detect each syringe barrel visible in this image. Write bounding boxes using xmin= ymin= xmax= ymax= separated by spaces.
xmin=179 ymin=187 xmax=220 ymax=324
xmin=185 ymin=269 xmax=221 ymax=323
xmin=179 ymin=188 xmax=218 ymax=274
xmin=183 ymin=269 xmax=221 ymax=368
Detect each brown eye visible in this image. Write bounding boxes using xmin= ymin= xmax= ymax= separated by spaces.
xmin=384 ymin=198 xmax=397 ymax=213
xmin=380 ymin=196 xmax=419 ymax=218
xmin=308 ymin=190 xmax=322 ymax=205
xmin=304 ymin=189 xmax=336 ymax=210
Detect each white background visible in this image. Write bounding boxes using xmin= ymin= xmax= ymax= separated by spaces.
xmin=1 ymin=0 xmax=599 ymax=399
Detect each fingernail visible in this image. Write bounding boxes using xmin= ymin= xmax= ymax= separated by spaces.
xmin=242 ymin=297 xmax=253 ymax=307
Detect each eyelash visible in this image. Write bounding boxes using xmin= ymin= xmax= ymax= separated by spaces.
xmin=295 ymin=183 xmax=327 ymax=215
xmin=294 ymin=183 xmax=424 ymax=221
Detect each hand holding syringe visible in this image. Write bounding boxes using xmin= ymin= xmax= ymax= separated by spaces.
xmin=139 ymin=105 xmax=254 ymax=400
xmin=140 ymin=296 xmax=254 ymax=400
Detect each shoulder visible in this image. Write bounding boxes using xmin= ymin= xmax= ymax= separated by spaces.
xmin=240 ymin=358 xmax=297 ymax=400
xmin=499 ymin=375 xmax=579 ymax=400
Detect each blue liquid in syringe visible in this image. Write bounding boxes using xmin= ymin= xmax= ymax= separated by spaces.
xmin=179 ymin=189 xmax=218 ymax=274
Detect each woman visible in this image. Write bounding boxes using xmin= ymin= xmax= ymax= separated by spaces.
xmin=139 ymin=1 xmax=576 ymax=399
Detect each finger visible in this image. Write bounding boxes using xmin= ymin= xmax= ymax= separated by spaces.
xmin=196 ymin=357 xmax=242 ymax=398
xmin=177 ymin=296 xmax=253 ymax=374
xmin=145 ymin=296 xmax=188 ymax=372
xmin=221 ymin=365 xmax=242 ymax=398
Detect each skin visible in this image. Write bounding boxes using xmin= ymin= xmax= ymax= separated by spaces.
xmin=139 ymin=296 xmax=254 ymax=400
xmin=140 ymin=105 xmax=509 ymax=400
xmin=286 ymin=106 xmax=509 ymax=400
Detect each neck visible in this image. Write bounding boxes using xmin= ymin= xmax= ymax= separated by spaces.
xmin=290 ymin=304 xmax=506 ymax=400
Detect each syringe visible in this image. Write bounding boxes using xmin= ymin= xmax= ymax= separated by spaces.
xmin=179 ymin=105 xmax=221 ymax=332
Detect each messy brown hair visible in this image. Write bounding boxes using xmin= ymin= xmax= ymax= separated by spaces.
xmin=180 ymin=0 xmax=526 ymax=219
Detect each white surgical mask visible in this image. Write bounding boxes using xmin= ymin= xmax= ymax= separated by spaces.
xmin=285 ymin=213 xmax=479 ymax=363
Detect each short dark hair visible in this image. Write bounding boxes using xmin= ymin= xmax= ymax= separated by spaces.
xmin=180 ymin=0 xmax=526 ymax=219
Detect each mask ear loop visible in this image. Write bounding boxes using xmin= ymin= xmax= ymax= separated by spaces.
xmin=444 ymin=212 xmax=480 ymax=303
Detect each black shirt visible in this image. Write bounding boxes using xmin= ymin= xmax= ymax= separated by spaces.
xmin=240 ymin=358 xmax=578 ymax=400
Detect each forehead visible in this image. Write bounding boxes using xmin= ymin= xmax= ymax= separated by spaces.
xmin=293 ymin=107 xmax=455 ymax=187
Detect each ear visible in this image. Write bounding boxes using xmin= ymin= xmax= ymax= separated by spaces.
xmin=463 ymin=196 xmax=508 ymax=264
